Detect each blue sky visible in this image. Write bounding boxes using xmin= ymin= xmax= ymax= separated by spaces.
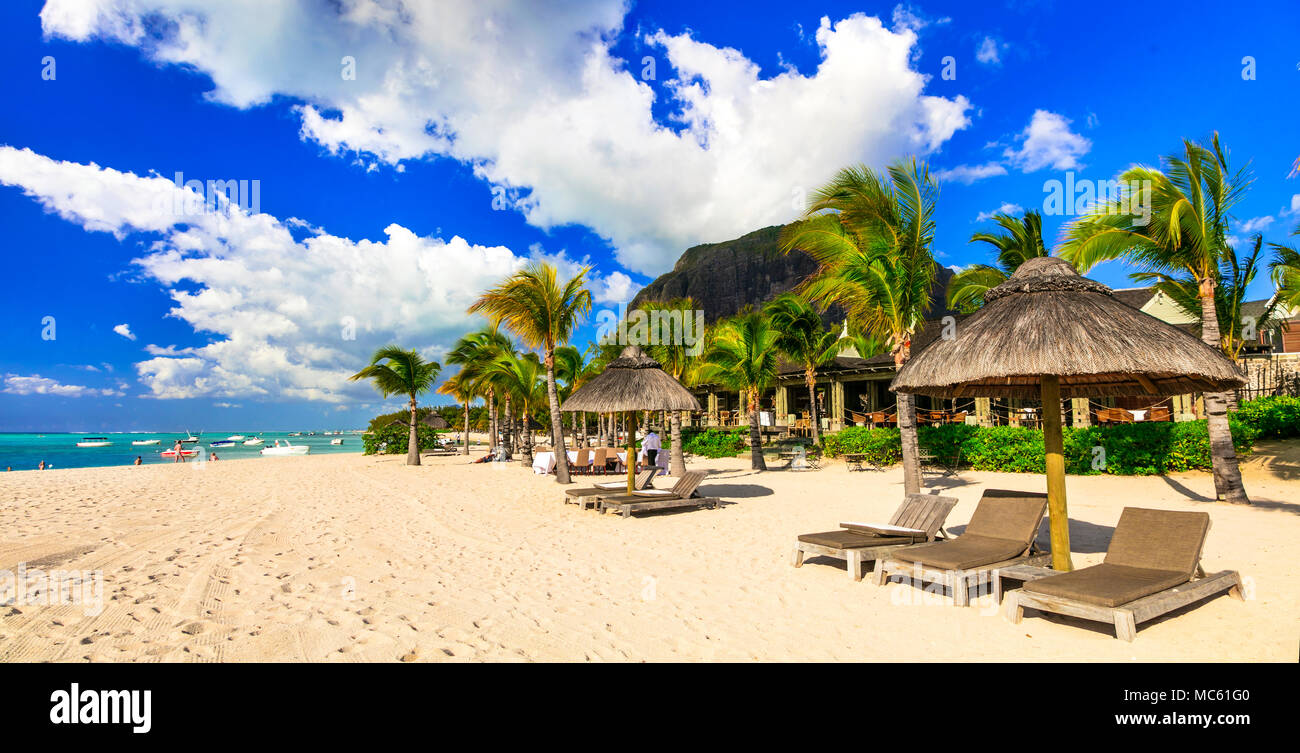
xmin=1 ymin=0 xmax=1297 ymax=431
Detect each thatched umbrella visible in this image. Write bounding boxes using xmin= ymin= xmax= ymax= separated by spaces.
xmin=561 ymin=346 xmax=702 ymax=493
xmin=421 ymin=413 xmax=449 ymax=430
xmin=892 ymin=257 xmax=1245 ymax=571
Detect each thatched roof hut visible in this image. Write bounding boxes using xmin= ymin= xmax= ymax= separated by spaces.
xmin=561 ymin=346 xmax=702 ymax=413
xmin=421 ymin=413 xmax=449 ymax=430
xmin=561 ymin=345 xmax=700 ymax=493
xmin=892 ymin=257 xmax=1245 ymax=399
xmin=892 ymin=257 xmax=1245 ymax=572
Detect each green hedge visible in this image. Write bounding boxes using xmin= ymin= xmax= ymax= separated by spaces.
xmin=820 ymin=419 xmax=1257 ymax=476
xmin=681 ymin=428 xmax=747 ymax=458
xmin=362 ymin=422 xmax=445 ymax=455
xmin=1232 ymin=396 xmax=1300 ymax=439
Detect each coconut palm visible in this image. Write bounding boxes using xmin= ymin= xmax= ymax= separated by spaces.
xmin=703 ymin=308 xmax=780 ymax=470
xmin=436 ymin=370 xmax=476 ymax=455
xmin=780 ymin=158 xmax=939 ymax=494
xmin=1061 ymin=133 xmax=1251 ymax=503
xmin=1132 ymin=234 xmax=1283 ymax=360
xmin=554 ymin=344 xmax=587 ymax=449
xmin=486 ymin=350 xmax=545 ymax=464
xmin=763 ymin=293 xmax=839 ymax=445
xmin=1270 ymin=222 xmax=1300 ymax=310
xmin=638 ymin=298 xmax=704 ymax=476
xmin=469 ymin=262 xmax=593 ymax=484
xmin=446 ymin=327 xmax=513 ymax=454
xmin=348 ymin=346 xmax=441 ymax=466
xmin=840 ymin=319 xmax=890 ymax=359
xmin=948 ymin=210 xmax=1052 ymax=313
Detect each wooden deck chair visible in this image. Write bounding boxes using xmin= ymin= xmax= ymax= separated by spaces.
xmin=1006 ymin=508 xmax=1244 ymax=641
xmin=874 ymin=489 xmax=1050 ymax=606
xmin=564 ymin=469 xmax=656 ymax=508
xmin=595 ymin=471 xmax=719 ymax=518
xmin=793 ymin=494 xmax=958 ymax=581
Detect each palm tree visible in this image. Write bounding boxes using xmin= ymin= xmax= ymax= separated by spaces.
xmin=1270 ymin=222 xmax=1300 ymax=310
xmin=470 ymin=262 xmax=593 ymax=484
xmin=446 ymin=327 xmax=513 ymax=454
xmin=780 ymin=159 xmax=939 ymax=494
xmin=1132 ymin=235 xmax=1283 ymax=360
xmin=640 ymin=298 xmax=703 ymax=476
xmin=948 ymin=210 xmax=1052 ymax=313
xmin=703 ymin=308 xmax=780 ymax=470
xmin=348 ymin=346 xmax=441 ymax=466
xmin=436 ymin=370 xmax=475 ymax=455
xmin=763 ymin=293 xmax=839 ymax=445
xmin=486 ymin=350 xmax=545 ymax=464
xmin=553 ymin=344 xmax=587 ymax=449
xmin=1061 ymin=133 xmax=1251 ymax=503
xmin=840 ymin=319 xmax=890 ymax=360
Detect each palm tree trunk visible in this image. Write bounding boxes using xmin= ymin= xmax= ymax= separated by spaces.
xmin=462 ymin=400 xmax=470 ymax=455
xmin=669 ymin=410 xmax=686 ymax=477
xmin=407 ymin=396 xmax=421 ymax=466
xmin=503 ymin=397 xmax=514 ymax=457
xmin=571 ymin=411 xmax=579 ymax=449
xmin=806 ymin=369 xmax=822 ymax=445
xmin=1199 ymin=279 xmax=1249 ymax=503
xmin=520 ymin=401 xmax=534 ymax=465
xmin=748 ymin=389 xmax=767 ymax=471
xmin=544 ymin=350 xmax=571 ymax=484
xmin=898 ymin=391 xmax=921 ymax=494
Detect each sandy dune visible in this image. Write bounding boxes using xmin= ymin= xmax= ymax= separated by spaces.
xmin=0 ymin=445 xmax=1296 ymax=662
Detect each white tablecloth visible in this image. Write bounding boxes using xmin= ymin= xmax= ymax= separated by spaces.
xmin=531 ymin=450 xmax=579 ymax=475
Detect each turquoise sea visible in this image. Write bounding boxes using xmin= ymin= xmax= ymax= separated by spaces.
xmin=0 ymin=432 xmax=364 ymax=472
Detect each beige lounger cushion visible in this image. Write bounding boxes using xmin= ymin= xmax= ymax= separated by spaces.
xmin=1022 ymin=563 xmax=1188 ymax=607
xmin=797 ymin=530 xmax=919 ymax=549
xmin=891 ymin=534 xmax=1028 ymax=570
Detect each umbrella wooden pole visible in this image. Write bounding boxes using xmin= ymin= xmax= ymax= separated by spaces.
xmin=1041 ymin=374 xmax=1073 ymax=571
xmin=626 ymin=410 xmax=637 ymax=494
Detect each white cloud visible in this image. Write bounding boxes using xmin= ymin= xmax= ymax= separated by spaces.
xmin=975 ymin=36 xmax=1003 ymax=65
xmin=934 ymin=162 xmax=1007 ymax=184
xmin=1003 ymin=110 xmax=1090 ymax=172
xmin=1238 ymin=216 xmax=1273 ymax=234
xmin=975 ymin=203 xmax=1023 ymax=222
xmin=0 ymin=146 xmax=630 ymax=402
xmin=39 ymin=4 xmax=972 ymax=275
xmin=2 ymin=374 xmax=121 ymax=397
xmin=590 ymin=271 xmax=639 ymax=304
xmin=113 ymin=323 xmax=136 ymax=340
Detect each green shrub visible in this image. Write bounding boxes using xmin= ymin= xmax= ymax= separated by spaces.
xmin=819 ymin=418 xmax=1256 ymax=476
xmin=1232 ymin=396 xmax=1300 ymax=439
xmin=362 ymin=422 xmax=445 ymax=455
xmin=682 ymin=428 xmax=746 ymax=458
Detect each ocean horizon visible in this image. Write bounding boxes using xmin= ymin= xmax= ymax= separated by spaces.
xmin=0 ymin=431 xmax=365 ymax=472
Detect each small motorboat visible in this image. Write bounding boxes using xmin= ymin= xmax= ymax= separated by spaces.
xmin=330 ymin=438 xmax=344 ymax=445
xmin=210 ymin=439 xmax=237 ymax=448
xmin=132 ymin=438 xmax=162 ymax=446
xmin=160 ymin=448 xmax=199 ymax=459
xmin=242 ymin=437 xmax=264 ymax=446
xmin=226 ymin=434 xmax=246 ymax=442
xmin=76 ymin=437 xmax=112 ymax=447
xmin=260 ymin=440 xmax=310 ymax=457
xmin=180 ymin=430 xmax=201 ymax=444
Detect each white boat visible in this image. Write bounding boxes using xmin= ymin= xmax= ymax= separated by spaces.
xmin=260 ymin=439 xmax=310 ymax=457
xmin=226 ymin=434 xmax=246 ymax=442
xmin=210 ymin=439 xmax=237 ymax=448
xmin=242 ymin=437 xmax=264 ymax=446
xmin=76 ymin=437 xmax=112 ymax=447
xmin=180 ymin=430 xmax=201 ymax=444
xmin=132 ymin=439 xmax=162 ymax=446
xmin=330 ymin=438 xmax=344 ymax=445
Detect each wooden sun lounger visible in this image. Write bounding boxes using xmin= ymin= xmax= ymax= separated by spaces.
xmin=563 ymin=470 xmax=656 ymax=509
xmin=1005 ymin=507 xmax=1244 ymax=641
xmin=792 ymin=493 xmax=958 ymax=581
xmin=873 ymin=489 xmax=1050 ymax=606
xmin=595 ymin=471 xmax=719 ymax=518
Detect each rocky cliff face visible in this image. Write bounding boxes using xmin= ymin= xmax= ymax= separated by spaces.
xmin=630 ymin=224 xmax=954 ymax=324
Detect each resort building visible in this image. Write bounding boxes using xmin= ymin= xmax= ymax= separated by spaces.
xmin=688 ymin=287 xmax=1300 ymax=435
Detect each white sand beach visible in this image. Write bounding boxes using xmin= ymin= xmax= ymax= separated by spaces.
xmin=0 ymin=447 xmax=1296 ymax=662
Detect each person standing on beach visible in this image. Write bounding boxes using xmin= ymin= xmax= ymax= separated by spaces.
xmin=172 ymin=440 xmax=184 ymax=463
xmin=642 ymin=427 xmax=661 ymax=470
